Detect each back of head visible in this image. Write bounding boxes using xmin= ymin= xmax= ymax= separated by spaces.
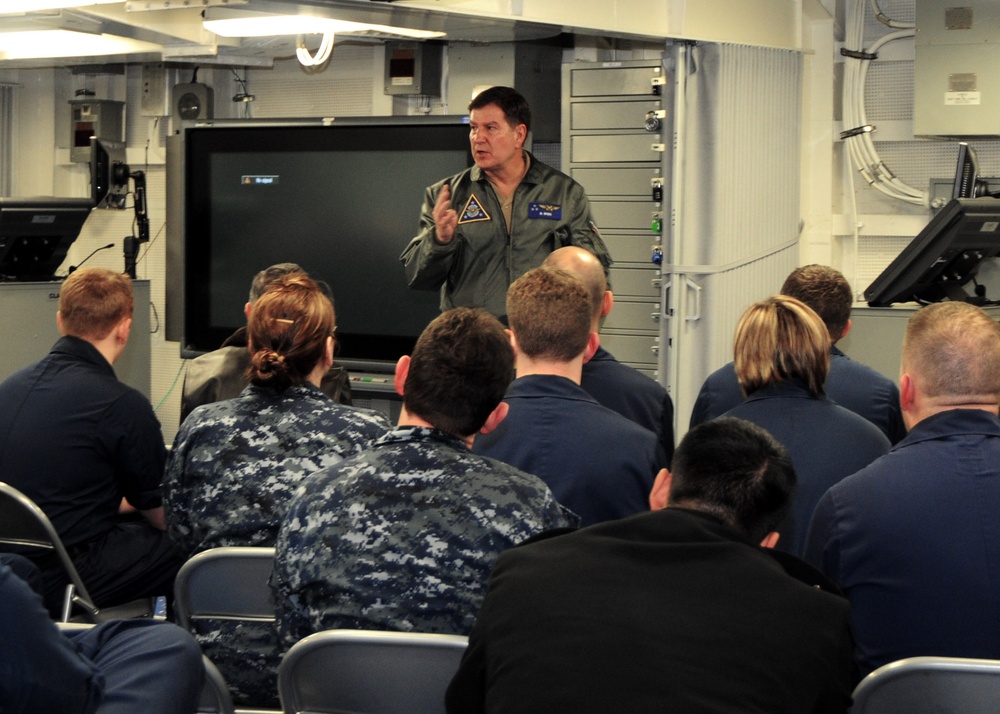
xmin=780 ymin=264 xmax=853 ymax=341
xmin=58 ymin=267 xmax=133 ymax=341
xmin=507 ymin=267 xmax=591 ymax=362
xmin=249 ymin=262 xmax=305 ymax=302
xmin=247 ymin=273 xmax=334 ymax=393
xmin=734 ymin=294 xmax=830 ymax=398
xmin=468 ymin=86 xmax=532 ymax=133
xmin=668 ymin=417 xmax=796 ymax=542
xmin=403 ymin=308 xmax=514 ymax=438
xmin=543 ymin=246 xmax=606 ymax=323
xmin=903 ymin=301 xmax=1000 ymax=404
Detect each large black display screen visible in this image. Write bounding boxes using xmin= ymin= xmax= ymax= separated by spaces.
xmin=184 ymin=118 xmax=472 ymax=367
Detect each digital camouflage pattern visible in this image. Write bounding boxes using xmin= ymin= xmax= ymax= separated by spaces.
xmin=273 ymin=426 xmax=579 ymax=649
xmin=163 ymin=382 xmax=390 ymax=708
xmin=164 ymin=382 xmax=390 ymax=555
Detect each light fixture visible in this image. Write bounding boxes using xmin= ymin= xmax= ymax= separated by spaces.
xmin=203 ymin=15 xmax=446 ymax=40
xmin=296 ymin=31 xmax=334 ymax=68
xmin=0 ymin=30 xmax=160 ymax=59
xmin=1 ymin=0 xmax=119 ymax=12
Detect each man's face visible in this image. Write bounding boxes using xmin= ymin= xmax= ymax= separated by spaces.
xmin=468 ymin=103 xmax=526 ymax=175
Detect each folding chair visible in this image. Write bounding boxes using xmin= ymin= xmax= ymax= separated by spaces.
xmin=852 ymin=656 xmax=1000 ymax=713
xmin=278 ymin=629 xmax=468 ymax=714
xmin=174 ymin=546 xmax=277 ymax=630
xmin=174 ymin=547 xmax=281 ymax=713
xmin=0 ymin=481 xmax=99 ymax=622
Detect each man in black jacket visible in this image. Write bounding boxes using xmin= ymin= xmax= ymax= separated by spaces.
xmin=448 ymin=417 xmax=854 ymax=713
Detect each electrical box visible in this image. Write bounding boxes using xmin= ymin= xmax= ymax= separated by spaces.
xmin=914 ymin=0 xmax=1000 ymax=136
xmin=384 ymin=42 xmax=442 ymax=96
xmin=68 ymin=99 xmax=125 ymax=163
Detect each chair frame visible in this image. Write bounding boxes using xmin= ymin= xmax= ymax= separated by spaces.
xmin=173 ymin=546 xmax=278 ymax=630
xmin=278 ymin=629 xmax=468 ymax=714
xmin=852 ymin=655 xmax=1000 ymax=713
xmin=0 ymin=481 xmax=99 ymax=622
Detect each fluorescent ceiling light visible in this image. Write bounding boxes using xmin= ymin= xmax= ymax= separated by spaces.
xmin=203 ymin=15 xmax=445 ymax=39
xmin=0 ymin=30 xmax=161 ymax=59
xmin=1 ymin=0 xmax=119 ymax=12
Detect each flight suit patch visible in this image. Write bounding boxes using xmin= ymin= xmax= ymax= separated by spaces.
xmin=458 ymin=194 xmax=491 ymax=224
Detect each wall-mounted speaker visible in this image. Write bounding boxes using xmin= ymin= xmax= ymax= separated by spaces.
xmin=172 ymin=82 xmax=214 ymax=120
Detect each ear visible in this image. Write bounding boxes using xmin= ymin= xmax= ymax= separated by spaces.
xmin=505 ymin=328 xmax=520 ymax=360
xmin=116 ymin=317 xmax=132 ymax=345
xmin=479 ymin=401 xmax=509 ymax=436
xmin=244 ymin=301 xmax=253 ymax=320
xmin=899 ymin=372 xmax=915 ymax=414
xmin=582 ymin=331 xmax=600 ymax=364
xmin=759 ymin=531 xmax=780 ymax=549
xmin=601 ymin=290 xmax=614 ymax=319
xmin=648 ymin=468 xmax=671 ymax=511
xmin=514 ymin=123 xmax=528 ymax=149
xmin=393 ymin=355 xmax=411 ymax=397
xmin=56 ymin=310 xmax=66 ymax=335
xmin=323 ymin=335 xmax=335 ymax=368
xmin=839 ymin=318 xmax=851 ymax=341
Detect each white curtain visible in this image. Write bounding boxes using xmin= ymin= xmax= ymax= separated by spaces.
xmin=666 ymin=42 xmax=803 ymax=433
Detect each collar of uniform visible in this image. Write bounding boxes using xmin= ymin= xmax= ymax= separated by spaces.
xmin=586 ymin=345 xmax=614 ymax=364
xmin=743 ymin=380 xmax=824 ymax=403
xmin=241 ymin=380 xmax=327 ymax=401
xmin=894 ymin=408 xmax=1000 ymax=451
xmin=221 ymin=325 xmax=249 ymax=349
xmin=375 ymin=424 xmax=469 ymax=451
xmin=51 ymin=334 xmax=116 ymax=375
xmin=504 ymin=373 xmax=600 ymax=405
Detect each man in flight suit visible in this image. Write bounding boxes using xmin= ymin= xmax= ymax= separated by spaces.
xmin=400 ymin=85 xmax=611 ymax=321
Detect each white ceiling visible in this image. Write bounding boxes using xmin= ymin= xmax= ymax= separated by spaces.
xmin=0 ymin=0 xmax=566 ymax=68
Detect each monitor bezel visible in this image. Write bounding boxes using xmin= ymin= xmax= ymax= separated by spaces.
xmin=180 ymin=116 xmax=473 ymax=366
xmin=864 ymin=197 xmax=1000 ymax=307
xmin=0 ymin=197 xmax=93 ymax=282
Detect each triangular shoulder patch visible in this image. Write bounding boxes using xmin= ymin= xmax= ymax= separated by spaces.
xmin=458 ymin=194 xmax=492 ymax=224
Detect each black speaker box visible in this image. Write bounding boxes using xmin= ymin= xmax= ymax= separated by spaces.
xmin=173 ymin=83 xmax=214 ymax=120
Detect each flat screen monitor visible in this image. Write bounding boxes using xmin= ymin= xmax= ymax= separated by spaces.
xmin=864 ymin=197 xmax=1000 ymax=306
xmin=91 ymin=137 xmax=130 ymax=209
xmin=0 ymin=197 xmax=93 ymax=282
xmin=183 ymin=117 xmax=473 ymax=367
xmin=952 ymin=142 xmax=989 ymax=200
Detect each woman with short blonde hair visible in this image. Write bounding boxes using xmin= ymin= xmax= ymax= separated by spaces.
xmin=722 ymin=293 xmax=890 ymax=557
xmin=734 ymin=295 xmax=830 ymax=398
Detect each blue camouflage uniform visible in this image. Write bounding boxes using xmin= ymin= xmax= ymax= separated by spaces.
xmin=163 ymin=381 xmax=390 ymax=708
xmin=273 ymin=425 xmax=579 ymax=650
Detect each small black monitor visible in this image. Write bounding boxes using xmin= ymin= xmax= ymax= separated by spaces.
xmin=0 ymin=197 xmax=93 ymax=282
xmin=952 ymin=142 xmax=989 ymax=200
xmin=864 ymin=197 xmax=1000 ymax=306
xmin=90 ymin=137 xmax=130 ymax=209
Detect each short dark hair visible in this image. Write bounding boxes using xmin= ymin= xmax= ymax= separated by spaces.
xmin=249 ymin=263 xmax=305 ymax=302
xmin=668 ymin=417 xmax=796 ymax=542
xmin=404 ymin=308 xmax=514 ymax=438
xmin=468 ymin=86 xmax=531 ymax=133
xmin=780 ymin=264 xmax=853 ymax=341
xmin=507 ymin=267 xmax=591 ymax=362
